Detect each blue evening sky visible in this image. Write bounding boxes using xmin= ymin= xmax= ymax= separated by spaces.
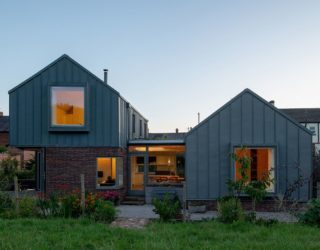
xmin=1 ymin=1 xmax=320 ymax=132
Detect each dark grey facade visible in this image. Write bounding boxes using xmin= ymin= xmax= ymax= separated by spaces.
xmin=186 ymin=89 xmax=313 ymax=201
xmin=9 ymin=54 xmax=148 ymax=148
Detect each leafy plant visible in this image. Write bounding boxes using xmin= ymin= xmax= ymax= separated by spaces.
xmin=0 ymin=191 xmax=13 ymax=214
xmin=217 ymin=196 xmax=244 ymax=223
xmin=19 ymin=197 xmax=37 ymax=217
xmin=299 ymin=199 xmax=320 ymax=226
xmin=152 ymin=193 xmax=181 ymax=222
xmin=100 ymin=191 xmax=120 ymax=205
xmin=0 ymin=146 xmax=7 ymax=153
xmin=227 ymin=146 xmax=273 ymax=214
xmin=91 ymin=200 xmax=116 ymax=223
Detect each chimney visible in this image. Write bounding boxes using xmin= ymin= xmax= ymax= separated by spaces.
xmin=269 ymin=100 xmax=275 ymax=106
xmin=0 ymin=112 xmax=3 ymax=116
xmin=103 ymin=69 xmax=108 ymax=85
xmin=175 ymin=128 xmax=179 ymax=133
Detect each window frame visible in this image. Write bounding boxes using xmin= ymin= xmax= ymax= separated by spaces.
xmin=231 ymin=144 xmax=277 ymax=194
xmin=48 ymin=82 xmax=89 ymax=132
xmin=132 ymin=114 xmax=136 ymax=133
xmin=96 ymin=156 xmax=124 ymax=189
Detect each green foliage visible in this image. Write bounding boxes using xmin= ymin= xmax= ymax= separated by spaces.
xmin=228 ymin=146 xmax=251 ymax=197
xmin=0 ymin=191 xmax=13 ymax=214
xmin=217 ymin=197 xmax=244 ymax=223
xmin=0 ymin=156 xmax=19 ymax=190
xmin=299 ymin=199 xmax=320 ymax=226
xmin=19 ymin=197 xmax=38 ymax=217
xmin=152 ymin=193 xmax=181 ymax=221
xmin=91 ymin=200 xmax=116 ymax=223
xmin=0 ymin=146 xmax=7 ymax=153
xmin=60 ymin=191 xmax=81 ymax=218
xmin=228 ymin=146 xmax=274 ymax=213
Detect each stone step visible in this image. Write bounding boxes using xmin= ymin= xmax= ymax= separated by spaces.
xmin=120 ymin=200 xmax=145 ymax=205
xmin=121 ymin=196 xmax=145 ymax=205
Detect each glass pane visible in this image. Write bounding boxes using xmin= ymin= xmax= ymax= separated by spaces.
xmin=130 ymin=156 xmax=144 ymax=191
xmin=306 ymin=123 xmax=318 ymax=143
xmin=117 ymin=158 xmax=124 ymax=186
xmin=97 ymin=157 xmax=116 ymax=187
xmin=234 ymin=147 xmax=275 ymax=192
xmin=148 ymin=154 xmax=185 ymax=186
xmin=51 ymin=87 xmax=85 ymax=126
xmin=128 ymin=146 xmax=146 ymax=152
xmin=148 ymin=145 xmax=185 ymax=153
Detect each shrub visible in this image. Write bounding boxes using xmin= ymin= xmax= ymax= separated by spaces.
xmin=19 ymin=197 xmax=37 ymax=217
xmin=217 ymin=197 xmax=244 ymax=223
xmin=152 ymin=193 xmax=181 ymax=222
xmin=100 ymin=191 xmax=120 ymax=205
xmin=91 ymin=200 xmax=116 ymax=223
xmin=299 ymin=199 xmax=320 ymax=226
xmin=60 ymin=191 xmax=81 ymax=218
xmin=0 ymin=192 xmax=13 ymax=214
xmin=36 ymin=193 xmax=62 ymax=217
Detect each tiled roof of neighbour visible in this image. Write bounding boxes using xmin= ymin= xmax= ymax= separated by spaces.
xmin=280 ymin=109 xmax=320 ymax=123
xmin=0 ymin=116 xmax=9 ymax=132
xmin=148 ymin=133 xmax=186 ymax=140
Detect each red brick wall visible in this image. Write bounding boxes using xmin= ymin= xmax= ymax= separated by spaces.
xmin=45 ymin=147 xmax=127 ymax=198
xmin=0 ymin=132 xmax=9 ymax=146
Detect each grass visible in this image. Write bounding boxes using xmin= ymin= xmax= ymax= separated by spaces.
xmin=0 ymin=218 xmax=319 ymax=250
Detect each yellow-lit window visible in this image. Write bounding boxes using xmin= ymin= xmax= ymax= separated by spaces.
xmin=97 ymin=157 xmax=123 ymax=188
xmin=51 ymin=87 xmax=85 ymax=126
xmin=234 ymin=147 xmax=275 ymax=192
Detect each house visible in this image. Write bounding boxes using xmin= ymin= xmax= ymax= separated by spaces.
xmin=8 ymin=55 xmax=313 ymax=206
xmin=185 ymin=89 xmax=313 ymax=203
xmin=9 ymin=54 xmax=149 ymax=195
xmin=0 ymin=113 xmax=9 ymax=147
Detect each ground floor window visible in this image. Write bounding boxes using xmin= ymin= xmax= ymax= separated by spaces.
xmin=234 ymin=147 xmax=275 ymax=192
xmin=147 ymin=154 xmax=185 ymax=185
xmin=96 ymin=157 xmax=123 ymax=188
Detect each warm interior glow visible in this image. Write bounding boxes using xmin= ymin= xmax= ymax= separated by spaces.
xmin=51 ymin=87 xmax=84 ymax=126
xmin=235 ymin=147 xmax=274 ymax=192
xmin=97 ymin=157 xmax=116 ymax=186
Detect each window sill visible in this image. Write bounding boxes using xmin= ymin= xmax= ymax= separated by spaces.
xmin=49 ymin=126 xmax=89 ymax=132
xmin=96 ymin=186 xmax=124 ymax=190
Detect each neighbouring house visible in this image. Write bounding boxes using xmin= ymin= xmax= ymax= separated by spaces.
xmin=0 ymin=113 xmax=9 ymax=147
xmin=0 ymin=113 xmax=34 ymax=168
xmin=8 ymin=55 xmax=313 ymax=207
xmin=281 ymin=108 xmax=320 ymax=197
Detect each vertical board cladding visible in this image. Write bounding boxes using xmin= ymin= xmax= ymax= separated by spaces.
xmin=45 ymin=147 xmax=127 ymax=197
xmin=9 ymin=56 xmax=137 ymax=148
xmin=186 ymin=89 xmax=312 ymax=201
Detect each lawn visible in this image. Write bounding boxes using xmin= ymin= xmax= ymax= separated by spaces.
xmin=0 ymin=218 xmax=319 ymax=250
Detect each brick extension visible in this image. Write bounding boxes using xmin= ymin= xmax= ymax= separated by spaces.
xmin=45 ymin=147 xmax=127 ymax=199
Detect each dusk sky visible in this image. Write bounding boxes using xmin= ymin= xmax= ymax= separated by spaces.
xmin=1 ymin=1 xmax=320 ymax=132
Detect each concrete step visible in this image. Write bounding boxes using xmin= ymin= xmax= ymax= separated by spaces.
xmin=121 ymin=196 xmax=145 ymax=205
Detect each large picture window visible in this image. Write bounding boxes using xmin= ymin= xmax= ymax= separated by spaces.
xmin=51 ymin=86 xmax=85 ymax=126
xmin=97 ymin=157 xmax=123 ymax=188
xmin=234 ymin=147 xmax=275 ymax=192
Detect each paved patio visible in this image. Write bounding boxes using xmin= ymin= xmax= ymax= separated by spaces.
xmin=117 ymin=205 xmax=298 ymax=222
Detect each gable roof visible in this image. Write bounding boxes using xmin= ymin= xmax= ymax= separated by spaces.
xmin=187 ymin=88 xmax=312 ymax=136
xmin=280 ymin=108 xmax=320 ymax=123
xmin=8 ymin=54 xmax=148 ymax=122
xmin=0 ymin=116 xmax=9 ymax=132
xmin=8 ymin=54 xmax=120 ymax=95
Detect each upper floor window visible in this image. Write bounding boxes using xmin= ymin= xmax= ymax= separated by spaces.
xmin=139 ymin=120 xmax=142 ymax=137
xmin=51 ymin=87 xmax=85 ymax=126
xmin=144 ymin=123 xmax=147 ymax=138
xmin=132 ymin=114 xmax=136 ymax=133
